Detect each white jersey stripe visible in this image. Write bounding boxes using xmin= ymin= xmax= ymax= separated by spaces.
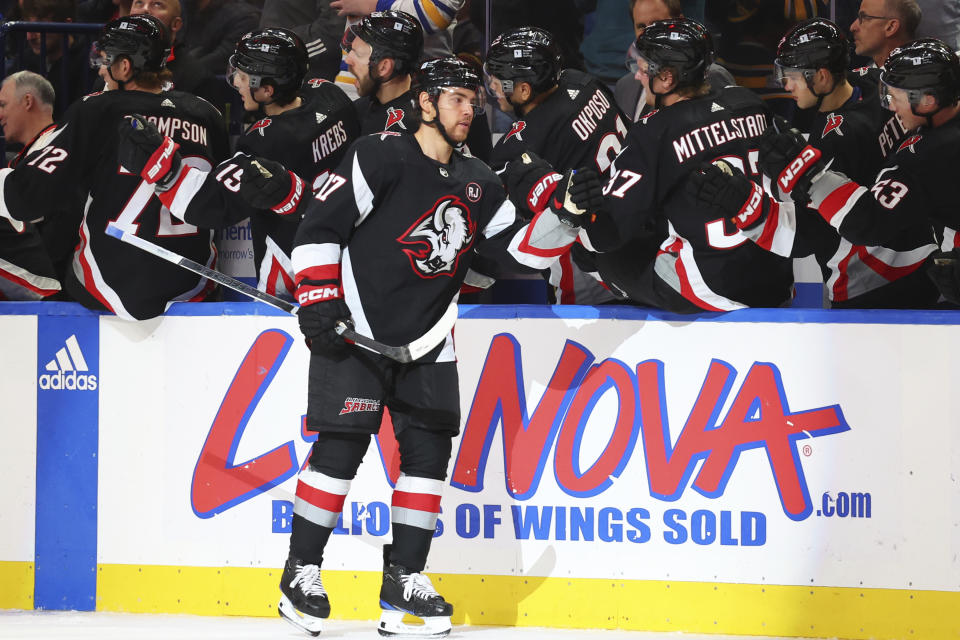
xmin=351 ymin=153 xmax=375 ymax=225
xmin=299 ymin=468 xmax=352 ymax=495
xmin=291 ymin=242 xmax=341 ymax=275
xmin=395 ymin=474 xmax=444 ymax=496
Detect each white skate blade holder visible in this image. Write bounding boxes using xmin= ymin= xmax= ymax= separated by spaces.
xmin=279 ymin=594 xmax=324 ymax=637
xmin=378 ymin=609 xmax=452 ymax=638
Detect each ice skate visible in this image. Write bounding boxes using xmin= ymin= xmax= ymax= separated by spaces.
xmin=378 ymin=562 xmax=453 ymax=638
xmin=278 ymin=555 xmax=330 ymax=636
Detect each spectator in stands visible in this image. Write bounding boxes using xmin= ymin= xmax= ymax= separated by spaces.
xmin=614 ymin=0 xmax=733 ymax=121
xmin=0 ymin=71 xmax=62 ymax=300
xmin=258 ymin=0 xmax=345 ymax=81
xmin=181 ymin=0 xmax=260 ymax=77
xmin=849 ymin=0 xmax=920 ymax=68
xmin=19 ymin=0 xmax=97 ymax=116
xmin=129 ymin=0 xmax=227 ymax=109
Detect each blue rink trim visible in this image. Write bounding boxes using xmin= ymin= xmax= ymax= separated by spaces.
xmin=3 ymin=300 xmax=960 ymax=325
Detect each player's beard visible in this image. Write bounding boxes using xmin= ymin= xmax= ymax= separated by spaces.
xmin=355 ymin=64 xmax=381 ymax=98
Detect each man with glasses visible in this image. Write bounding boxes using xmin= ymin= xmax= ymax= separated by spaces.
xmin=850 ymin=0 xmax=921 ymax=68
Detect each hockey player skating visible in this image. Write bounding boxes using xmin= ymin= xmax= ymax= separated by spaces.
xmin=116 ymin=27 xmax=360 ymax=300
xmin=0 ymin=14 xmax=229 ymax=319
xmin=278 ymin=57 xmax=600 ymax=636
xmin=688 ymin=18 xmax=939 ymax=308
xmin=580 ymin=19 xmax=793 ymax=312
xmin=483 ymin=26 xmax=626 ymax=304
xmin=747 ymin=38 xmax=960 ymax=304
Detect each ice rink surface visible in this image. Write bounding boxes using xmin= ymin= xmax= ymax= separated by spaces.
xmin=0 ymin=611 xmax=829 ymax=640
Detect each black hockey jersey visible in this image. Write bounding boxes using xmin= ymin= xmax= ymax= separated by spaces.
xmin=0 ymin=89 xmax=229 ymax=319
xmin=488 ymin=69 xmax=628 ymax=304
xmin=0 ymin=124 xmax=62 ymax=301
xmin=153 ymin=80 xmax=360 ymax=300
xmin=355 ymin=92 xmax=419 ymax=136
xmin=587 ymin=86 xmax=794 ymax=311
xmin=489 ymin=70 xmax=628 ymax=175
xmin=742 ymin=79 xmax=937 ymax=306
xmin=854 ymin=67 xmax=910 ymax=159
xmin=207 ymin=80 xmax=360 ymax=299
xmin=292 ymin=132 xmax=579 ymax=361
xmin=807 ymin=111 xmax=960 ymax=254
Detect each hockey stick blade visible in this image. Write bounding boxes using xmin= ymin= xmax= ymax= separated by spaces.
xmin=105 ymin=223 xmax=456 ymax=362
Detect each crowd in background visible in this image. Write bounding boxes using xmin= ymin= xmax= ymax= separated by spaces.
xmin=1 ymin=0 xmax=960 ymax=311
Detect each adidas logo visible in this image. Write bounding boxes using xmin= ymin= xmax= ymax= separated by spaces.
xmin=567 ymin=89 xmax=580 ymax=100
xmin=315 ymin=112 xmax=327 ymax=124
xmin=710 ymin=102 xmax=724 ymax=112
xmin=161 ymin=98 xmax=176 ymax=108
xmin=38 ymin=334 xmax=98 ymax=391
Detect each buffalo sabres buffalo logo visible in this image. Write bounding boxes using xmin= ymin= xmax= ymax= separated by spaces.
xmin=898 ymin=134 xmax=922 ymax=154
xmin=639 ymin=109 xmax=659 ymax=123
xmin=249 ymin=118 xmax=272 ymax=136
xmin=385 ymin=107 xmax=407 ymax=130
xmin=505 ymin=120 xmax=526 ymax=142
xmin=397 ymin=196 xmax=476 ymax=278
xmin=822 ymin=113 xmax=844 ymax=137
xmin=307 ymin=78 xmax=329 ymax=88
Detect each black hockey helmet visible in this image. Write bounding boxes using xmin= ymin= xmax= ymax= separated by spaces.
xmin=628 ymin=19 xmax=713 ymax=90
xmin=776 ymin=18 xmax=849 ymax=76
xmin=414 ymin=57 xmax=484 ymax=114
xmin=228 ymin=28 xmax=307 ymax=97
xmin=90 ymin=14 xmax=170 ymax=74
xmin=881 ymin=38 xmax=960 ymax=113
xmin=342 ymin=10 xmax=424 ymax=75
xmin=483 ymin=27 xmax=562 ymax=96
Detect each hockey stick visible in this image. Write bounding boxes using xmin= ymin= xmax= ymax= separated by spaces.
xmin=104 ymin=223 xmax=457 ymax=363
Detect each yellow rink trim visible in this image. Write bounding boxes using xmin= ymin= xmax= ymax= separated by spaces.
xmin=95 ymin=564 xmax=958 ymax=639
xmin=0 ymin=561 xmax=35 ymax=609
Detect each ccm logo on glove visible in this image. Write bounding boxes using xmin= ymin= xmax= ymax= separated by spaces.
xmin=778 ymin=146 xmax=822 ymax=192
xmin=738 ymin=181 xmax=765 ymax=225
xmin=297 ymin=285 xmax=341 ymax=305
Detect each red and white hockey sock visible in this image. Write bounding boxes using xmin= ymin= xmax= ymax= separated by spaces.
xmin=293 ymin=467 xmax=351 ymax=529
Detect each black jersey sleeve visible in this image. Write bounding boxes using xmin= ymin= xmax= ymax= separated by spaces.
xmin=0 ymin=99 xmax=98 ymax=223
xmin=807 ymin=162 xmax=947 ymax=247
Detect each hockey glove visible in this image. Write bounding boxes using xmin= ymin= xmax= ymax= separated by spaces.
xmin=502 ymin=151 xmax=563 ymax=218
xmin=687 ymin=160 xmax=771 ymax=230
xmin=927 ymin=249 xmax=960 ymax=305
xmin=757 ymin=117 xmax=825 ymax=205
xmin=236 ymin=154 xmax=306 ymax=216
xmin=550 ymin=168 xmax=603 ymax=227
xmin=117 ymin=114 xmax=184 ymax=192
xmin=296 ymin=285 xmax=351 ymax=355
